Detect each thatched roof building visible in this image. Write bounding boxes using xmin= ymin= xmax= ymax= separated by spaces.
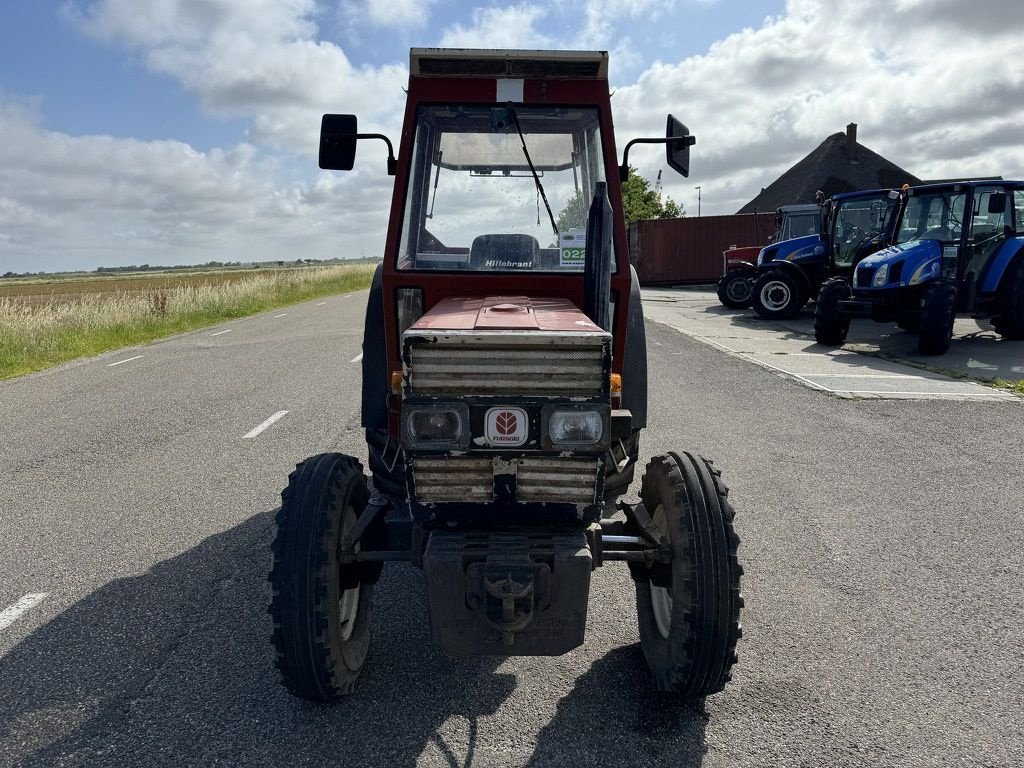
xmin=737 ymin=124 xmax=921 ymax=214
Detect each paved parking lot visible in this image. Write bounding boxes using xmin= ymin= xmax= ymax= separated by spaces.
xmin=642 ymin=288 xmax=1022 ymax=401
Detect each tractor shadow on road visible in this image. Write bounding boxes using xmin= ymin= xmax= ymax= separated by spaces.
xmin=526 ymin=644 xmax=710 ymax=767
xmin=0 ymin=509 xmax=517 ymax=768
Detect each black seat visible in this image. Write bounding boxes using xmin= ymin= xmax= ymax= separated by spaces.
xmin=469 ymin=234 xmax=538 ymax=270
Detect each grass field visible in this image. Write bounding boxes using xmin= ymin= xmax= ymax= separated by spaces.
xmin=0 ymin=264 xmax=376 ymax=380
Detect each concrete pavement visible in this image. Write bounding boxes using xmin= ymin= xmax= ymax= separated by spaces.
xmin=1 ymin=291 xmax=1022 ymax=767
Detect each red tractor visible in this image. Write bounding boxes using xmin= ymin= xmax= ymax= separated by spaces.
xmin=269 ymin=49 xmax=743 ymax=701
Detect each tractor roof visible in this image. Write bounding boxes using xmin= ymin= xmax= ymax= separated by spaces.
xmin=908 ymin=180 xmax=1024 ymax=194
xmin=410 ymin=48 xmax=608 ymax=80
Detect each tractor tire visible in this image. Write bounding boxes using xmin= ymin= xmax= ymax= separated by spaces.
xmin=992 ymin=257 xmax=1024 ymax=340
xmin=814 ymin=277 xmax=852 ymax=346
xmin=633 ymin=452 xmax=743 ymax=698
xmin=603 ymin=430 xmax=640 ymax=501
xmin=716 ymin=271 xmax=755 ymax=309
xmin=753 ymin=269 xmax=806 ymax=320
xmin=366 ymin=427 xmax=406 ymax=501
xmin=897 ymin=316 xmax=921 ymax=333
xmin=918 ymin=281 xmax=957 ymax=355
xmin=269 ymin=453 xmax=374 ymax=701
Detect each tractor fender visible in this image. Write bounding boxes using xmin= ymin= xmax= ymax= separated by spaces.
xmin=621 ymin=265 xmax=647 ymax=430
xmin=361 ymin=263 xmax=388 ymax=431
xmin=979 ymin=238 xmax=1024 ymax=294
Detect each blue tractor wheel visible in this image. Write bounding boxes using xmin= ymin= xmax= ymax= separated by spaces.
xmin=918 ymin=281 xmax=957 ymax=355
xmin=992 ymin=257 xmax=1024 ymax=340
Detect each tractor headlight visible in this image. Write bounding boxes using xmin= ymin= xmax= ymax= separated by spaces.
xmin=872 ymin=263 xmax=889 ymax=287
xmin=403 ymin=403 xmax=469 ymax=449
xmin=546 ymin=408 xmax=604 ymax=446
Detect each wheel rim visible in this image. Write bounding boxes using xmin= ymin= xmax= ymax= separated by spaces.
xmin=727 ymin=278 xmax=751 ymax=302
xmin=649 ymin=502 xmax=673 ymax=639
xmin=338 ymin=503 xmax=360 ymax=642
xmin=761 ymin=280 xmax=791 ymax=311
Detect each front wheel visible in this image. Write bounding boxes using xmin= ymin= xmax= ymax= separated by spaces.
xmin=814 ymin=277 xmax=852 ymax=346
xmin=992 ymin=257 xmax=1024 ymax=340
xmin=918 ymin=281 xmax=956 ymax=355
xmin=717 ymin=270 xmax=755 ymax=309
xmin=269 ymin=453 xmax=374 ymax=701
xmin=633 ymin=452 xmax=743 ymax=698
xmin=753 ymin=269 xmax=806 ymax=319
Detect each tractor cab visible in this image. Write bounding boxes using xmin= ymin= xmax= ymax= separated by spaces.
xmin=815 ymin=181 xmax=1024 ymax=354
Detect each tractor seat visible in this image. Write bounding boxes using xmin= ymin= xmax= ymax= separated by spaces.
xmin=469 ymin=234 xmax=538 ymax=270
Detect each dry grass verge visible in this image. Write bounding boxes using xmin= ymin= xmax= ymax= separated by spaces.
xmin=0 ymin=264 xmax=375 ymax=380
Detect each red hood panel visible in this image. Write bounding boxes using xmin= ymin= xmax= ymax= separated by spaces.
xmin=409 ymin=296 xmax=601 ymax=332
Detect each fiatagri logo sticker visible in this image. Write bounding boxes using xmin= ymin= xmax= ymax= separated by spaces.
xmin=485 ymin=407 xmax=528 ymax=447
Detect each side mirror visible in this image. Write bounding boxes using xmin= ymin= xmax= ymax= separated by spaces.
xmin=665 ymin=115 xmax=695 ymax=177
xmin=320 ymin=114 xmax=358 ymax=171
xmin=320 ymin=114 xmax=397 ymax=175
xmin=988 ymin=192 xmax=1007 ymax=214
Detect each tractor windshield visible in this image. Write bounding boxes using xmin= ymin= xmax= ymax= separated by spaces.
xmin=896 ymin=190 xmax=965 ymax=245
xmin=396 ymin=105 xmax=611 ymax=272
xmin=831 ymin=193 xmax=895 ymax=268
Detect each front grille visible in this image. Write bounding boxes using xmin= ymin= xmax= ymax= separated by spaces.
xmin=412 ymin=457 xmax=493 ymax=503
xmin=856 ymin=267 xmax=875 ymax=288
xmin=407 ymin=336 xmax=606 ymax=397
xmin=410 ymin=456 xmax=600 ymax=505
xmin=517 ymin=457 xmax=599 ymax=504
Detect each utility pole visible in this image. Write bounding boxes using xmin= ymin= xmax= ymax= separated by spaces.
xmin=694 ymin=186 xmax=702 ymax=217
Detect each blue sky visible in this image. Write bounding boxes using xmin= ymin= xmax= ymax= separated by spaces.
xmin=1 ymin=0 xmax=1021 ymax=272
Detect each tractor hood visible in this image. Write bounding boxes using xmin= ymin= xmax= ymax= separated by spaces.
xmin=854 ymin=239 xmax=943 ymax=290
xmin=408 ymin=295 xmax=605 ymax=333
xmin=758 ymin=234 xmax=822 ymax=267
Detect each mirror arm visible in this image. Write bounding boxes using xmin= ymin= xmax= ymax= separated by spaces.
xmin=354 ymin=133 xmax=398 ymax=175
xmin=619 ymin=135 xmax=695 ymax=181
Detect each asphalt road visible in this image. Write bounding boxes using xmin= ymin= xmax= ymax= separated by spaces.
xmin=1 ymin=290 xmax=1022 ymax=767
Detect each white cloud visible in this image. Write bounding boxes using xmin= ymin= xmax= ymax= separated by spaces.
xmin=366 ymin=0 xmax=431 ymax=28
xmin=614 ymin=0 xmax=1024 ymax=213
xmin=438 ymin=4 xmax=555 ymax=49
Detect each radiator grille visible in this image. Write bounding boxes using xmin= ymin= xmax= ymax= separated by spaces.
xmin=856 ymin=266 xmax=875 ymax=288
xmin=407 ymin=341 xmax=605 ymax=396
xmin=412 ymin=457 xmax=493 ymax=503
xmin=410 ymin=456 xmax=601 ymax=505
xmin=517 ymin=457 xmax=600 ymax=504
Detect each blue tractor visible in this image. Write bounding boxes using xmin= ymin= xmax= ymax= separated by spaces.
xmin=814 ymin=181 xmax=1024 ymax=355
xmin=750 ymin=189 xmax=903 ymax=320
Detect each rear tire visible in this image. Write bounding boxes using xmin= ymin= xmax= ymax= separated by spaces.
xmin=753 ymin=269 xmax=805 ymax=319
xmin=918 ymin=281 xmax=957 ymax=355
xmin=633 ymin=453 xmax=743 ymax=698
xmin=269 ymin=453 xmax=374 ymax=701
xmin=814 ymin=277 xmax=851 ymax=346
xmin=992 ymin=257 xmax=1024 ymax=340
xmin=717 ymin=271 xmax=755 ymax=309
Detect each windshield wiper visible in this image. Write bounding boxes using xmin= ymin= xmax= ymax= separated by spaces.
xmin=507 ymin=104 xmax=559 ymax=239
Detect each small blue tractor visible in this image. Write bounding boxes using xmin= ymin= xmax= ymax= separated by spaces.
xmin=717 ymin=203 xmax=820 ymax=309
xmin=814 ymin=181 xmax=1024 ymax=355
xmin=750 ymin=189 xmax=903 ymax=320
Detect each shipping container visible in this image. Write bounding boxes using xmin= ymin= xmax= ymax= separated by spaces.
xmin=629 ymin=212 xmax=776 ymax=285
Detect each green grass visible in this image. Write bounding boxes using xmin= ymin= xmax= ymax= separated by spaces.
xmin=0 ymin=264 xmax=375 ymax=380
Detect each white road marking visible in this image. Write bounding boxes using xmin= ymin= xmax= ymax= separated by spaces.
xmin=807 ymin=373 xmax=925 ymax=379
xmin=107 ymin=355 xmax=143 ymax=367
xmin=274 ymin=313 xmax=288 ymax=318
xmin=316 ymin=302 xmax=327 ymax=306
xmin=243 ymin=410 xmax=289 ymax=439
xmin=350 ymin=352 xmax=363 ymax=363
xmin=210 ymin=329 xmax=233 ymax=336
xmin=0 ymin=593 xmax=48 ymax=631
